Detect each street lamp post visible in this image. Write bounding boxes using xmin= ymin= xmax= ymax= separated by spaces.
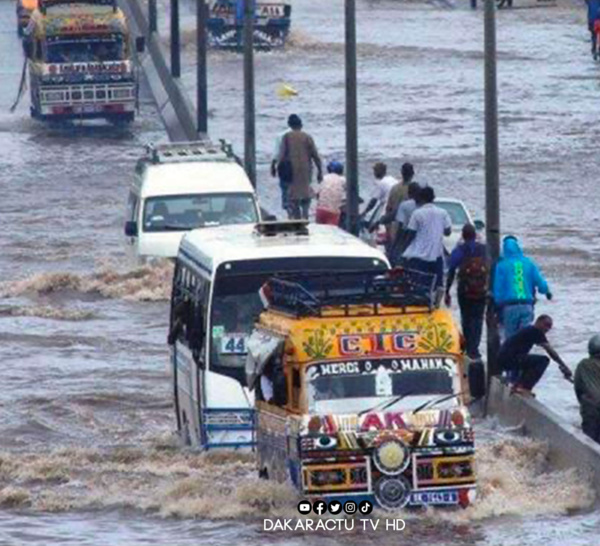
xmin=484 ymin=0 xmax=501 ymax=386
xmin=170 ymin=0 xmax=181 ymax=78
xmin=197 ymin=0 xmax=208 ymax=136
xmin=243 ymin=0 xmax=257 ymax=188
xmin=345 ymin=0 xmax=359 ymax=235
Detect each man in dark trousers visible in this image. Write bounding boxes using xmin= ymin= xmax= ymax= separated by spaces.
xmin=497 ymin=315 xmax=572 ymax=396
xmin=574 ymin=335 xmax=600 ymax=443
xmin=445 ymin=224 xmax=488 ymax=361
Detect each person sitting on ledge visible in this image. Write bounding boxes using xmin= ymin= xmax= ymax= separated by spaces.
xmin=496 ymin=314 xmax=572 ymax=397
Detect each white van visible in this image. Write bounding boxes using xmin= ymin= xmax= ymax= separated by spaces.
xmin=168 ymin=221 xmax=390 ymax=449
xmin=124 ymin=141 xmax=260 ymax=261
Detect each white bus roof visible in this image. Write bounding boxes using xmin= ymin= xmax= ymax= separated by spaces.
xmin=138 ymin=162 xmax=254 ymax=199
xmin=179 ymin=224 xmax=389 ymax=274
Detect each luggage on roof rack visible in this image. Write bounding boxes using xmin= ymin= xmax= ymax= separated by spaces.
xmin=40 ymin=0 xmax=116 ymax=13
xmin=254 ymin=220 xmax=309 ymax=237
xmin=144 ymin=139 xmax=240 ymax=165
xmin=262 ymin=268 xmax=436 ymax=316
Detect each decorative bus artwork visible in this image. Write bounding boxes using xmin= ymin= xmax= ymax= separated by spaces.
xmin=21 ymin=0 xmax=144 ymax=123
xmin=248 ymin=269 xmax=479 ymax=509
xmin=207 ymin=0 xmax=292 ymax=49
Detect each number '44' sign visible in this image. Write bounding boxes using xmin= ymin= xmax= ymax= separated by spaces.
xmin=221 ymin=334 xmax=247 ymax=355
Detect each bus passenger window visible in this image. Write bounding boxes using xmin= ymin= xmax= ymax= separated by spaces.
xmin=168 ymin=298 xmax=191 ymax=345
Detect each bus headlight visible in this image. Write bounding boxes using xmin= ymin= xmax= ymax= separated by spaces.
xmin=373 ymin=438 xmax=409 ymax=475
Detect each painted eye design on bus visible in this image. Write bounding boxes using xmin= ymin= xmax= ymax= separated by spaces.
xmin=434 ymin=430 xmax=461 ymax=445
xmin=316 ymin=436 xmax=338 ymax=450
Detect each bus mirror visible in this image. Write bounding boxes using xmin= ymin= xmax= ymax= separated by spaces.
xmin=136 ymin=36 xmax=146 ymax=54
xmin=468 ymin=359 xmax=486 ymax=399
xmin=23 ymin=40 xmax=33 ymax=58
xmin=124 ymin=221 xmax=138 ymax=237
xmin=474 ymin=219 xmax=485 ymax=231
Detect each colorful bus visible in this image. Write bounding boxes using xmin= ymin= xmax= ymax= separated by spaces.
xmin=23 ymin=0 xmax=142 ymax=123
xmin=248 ymin=269 xmax=478 ymax=509
xmin=207 ymin=0 xmax=292 ymax=49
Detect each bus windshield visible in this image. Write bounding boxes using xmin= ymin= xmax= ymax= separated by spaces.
xmin=209 ymin=257 xmax=387 ymax=379
xmin=45 ymin=38 xmax=126 ymax=63
xmin=144 ymin=193 xmax=257 ymax=232
xmin=306 ymin=358 xmax=455 ymax=411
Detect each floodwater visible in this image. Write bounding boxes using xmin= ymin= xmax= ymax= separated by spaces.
xmin=0 ymin=0 xmax=599 ymax=543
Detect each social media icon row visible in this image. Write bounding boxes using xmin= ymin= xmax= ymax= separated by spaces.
xmin=297 ymin=499 xmax=373 ymax=515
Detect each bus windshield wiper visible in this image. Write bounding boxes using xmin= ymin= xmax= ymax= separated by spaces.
xmin=358 ymin=391 xmax=415 ymax=417
xmin=413 ymin=392 xmax=462 ymax=415
xmin=159 ymin=224 xmax=191 ymax=231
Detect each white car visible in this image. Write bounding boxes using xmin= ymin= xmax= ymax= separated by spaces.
xmin=361 ymin=197 xmax=484 ymax=256
xmin=124 ymin=141 xmax=261 ymax=261
xmin=435 ymin=198 xmax=485 ymax=254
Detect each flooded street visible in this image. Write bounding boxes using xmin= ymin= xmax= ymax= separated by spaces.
xmin=0 ymin=0 xmax=599 ymax=543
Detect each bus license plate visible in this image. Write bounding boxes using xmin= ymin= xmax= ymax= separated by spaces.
xmin=411 ymin=491 xmax=458 ymax=505
xmin=221 ymin=334 xmax=247 ymax=355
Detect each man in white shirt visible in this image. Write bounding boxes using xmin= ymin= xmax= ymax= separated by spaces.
xmin=402 ymin=186 xmax=451 ymax=292
xmin=363 ymin=162 xmax=397 ymax=223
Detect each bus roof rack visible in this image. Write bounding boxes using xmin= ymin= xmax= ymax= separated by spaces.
xmin=144 ymin=140 xmax=240 ymax=165
xmin=40 ymin=0 xmax=117 ymax=13
xmin=262 ymin=268 xmax=436 ymax=316
xmin=254 ymin=220 xmax=309 ymax=237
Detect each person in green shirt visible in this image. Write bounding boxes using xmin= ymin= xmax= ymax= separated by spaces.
xmin=574 ymin=335 xmax=600 ymax=443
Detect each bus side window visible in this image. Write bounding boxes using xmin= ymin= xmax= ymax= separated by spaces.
xmin=188 ymin=283 xmax=207 ymax=362
xmin=168 ymin=263 xmax=191 ymax=345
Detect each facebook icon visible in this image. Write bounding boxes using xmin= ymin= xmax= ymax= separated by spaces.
xmin=313 ymin=500 xmax=327 ymax=515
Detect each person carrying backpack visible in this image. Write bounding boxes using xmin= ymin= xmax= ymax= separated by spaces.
xmin=445 ymin=223 xmax=489 ymax=361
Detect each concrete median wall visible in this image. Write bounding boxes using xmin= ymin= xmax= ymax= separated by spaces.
xmin=119 ymin=0 xmax=199 ymax=142
xmin=488 ymin=377 xmax=600 ymax=493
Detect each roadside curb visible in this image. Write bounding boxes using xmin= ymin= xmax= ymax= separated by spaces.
xmin=488 ymin=377 xmax=600 ymax=494
xmin=118 ymin=0 xmax=199 ymax=142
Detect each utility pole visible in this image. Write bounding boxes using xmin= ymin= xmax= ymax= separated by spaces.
xmin=149 ymin=0 xmax=157 ymax=33
xmin=484 ymin=0 xmax=501 ymax=386
xmin=170 ymin=0 xmax=181 ymax=78
xmin=345 ymin=0 xmax=359 ymax=235
xmin=243 ymin=0 xmax=256 ymax=187
xmin=197 ymin=0 xmax=208 ymax=136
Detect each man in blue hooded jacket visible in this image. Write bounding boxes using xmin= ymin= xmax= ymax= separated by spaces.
xmin=492 ymin=236 xmax=552 ymax=340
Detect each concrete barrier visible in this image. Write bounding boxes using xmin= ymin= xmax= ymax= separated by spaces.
xmin=488 ymin=377 xmax=600 ymax=492
xmin=119 ymin=0 xmax=199 ymax=142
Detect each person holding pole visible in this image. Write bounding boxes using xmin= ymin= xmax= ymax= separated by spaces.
xmin=497 ymin=315 xmax=572 ymax=397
